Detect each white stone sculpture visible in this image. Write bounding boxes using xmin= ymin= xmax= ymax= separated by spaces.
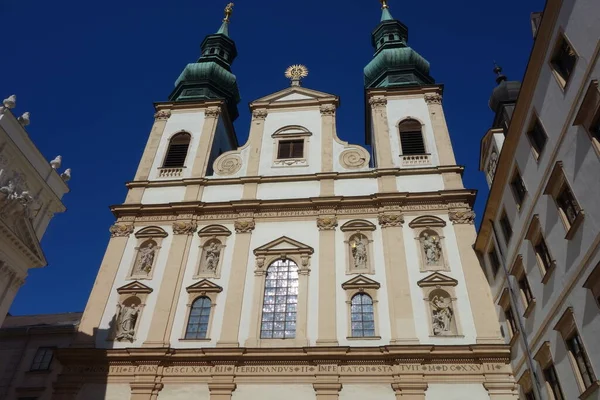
xmin=352 ymin=237 xmax=368 ymax=270
xmin=134 ymin=242 xmax=156 ymax=275
xmin=204 ymin=241 xmax=221 ymax=271
xmin=50 ymin=155 xmax=62 ymax=169
xmin=2 ymin=95 xmax=16 ymax=109
xmin=61 ymin=168 xmax=71 ymax=182
xmin=0 ymin=181 xmax=16 ymax=199
xmin=18 ymin=112 xmax=30 ymax=126
xmin=431 ymin=294 xmax=454 ymax=336
xmin=421 ymin=232 xmax=442 ymax=265
xmin=115 ymin=303 xmax=139 ymax=341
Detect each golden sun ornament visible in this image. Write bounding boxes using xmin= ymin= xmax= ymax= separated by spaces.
xmin=285 ymin=65 xmax=309 ymax=85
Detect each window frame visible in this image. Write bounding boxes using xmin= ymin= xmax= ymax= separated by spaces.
xmin=398 ymin=118 xmax=427 ymax=156
xmin=488 ymin=243 xmax=501 ymax=279
xmin=342 ymin=275 xmax=381 ymax=340
xmin=510 ymin=255 xmax=536 ymax=317
xmin=184 ymin=296 xmax=213 ymax=340
xmin=573 ymin=80 xmax=600 ymax=157
xmin=544 ymin=161 xmax=585 ymax=239
xmin=526 ymin=215 xmax=556 ymax=284
xmin=180 ymin=279 xmax=222 ymax=342
xmin=583 ymin=262 xmax=600 ymax=309
xmin=534 ymin=342 xmax=566 ymax=400
xmin=509 ymin=167 xmax=528 ymax=211
xmin=161 ymin=131 xmax=191 ymax=169
xmin=498 ymin=288 xmax=519 ymax=347
xmin=29 ymin=347 xmax=54 ymax=372
xmin=271 ymin=126 xmax=312 ymax=168
xmin=549 ymin=32 xmax=578 ymax=90
xmin=525 ymin=115 xmax=548 ymax=162
xmin=498 ymin=209 xmax=513 ymax=245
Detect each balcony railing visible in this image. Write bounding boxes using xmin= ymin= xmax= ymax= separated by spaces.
xmin=400 ymin=154 xmax=431 ymax=167
xmin=158 ymin=167 xmax=183 ymax=178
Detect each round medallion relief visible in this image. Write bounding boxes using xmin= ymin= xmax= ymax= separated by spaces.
xmin=214 ymin=153 xmax=242 ymax=176
xmin=340 ymin=148 xmax=369 ymax=169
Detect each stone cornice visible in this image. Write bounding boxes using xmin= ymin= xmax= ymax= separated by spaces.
xmin=111 ymin=190 xmax=476 ymax=221
xmin=125 ymin=166 xmax=466 ymax=190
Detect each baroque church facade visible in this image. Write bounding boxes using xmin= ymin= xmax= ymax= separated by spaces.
xmin=54 ymin=2 xmax=518 ymax=399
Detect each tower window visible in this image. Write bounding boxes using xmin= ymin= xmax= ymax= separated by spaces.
xmin=551 ymin=35 xmax=577 ymax=88
xmin=163 ymin=132 xmax=191 ymax=168
xmin=277 ymin=139 xmax=304 ymax=159
xmin=399 ymin=119 xmax=426 ymax=155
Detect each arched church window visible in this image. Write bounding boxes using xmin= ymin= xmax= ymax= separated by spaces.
xmin=163 ymin=132 xmax=191 ymax=168
xmin=399 ymin=119 xmax=426 ymax=155
xmin=350 ymin=293 xmax=375 ymax=337
xmin=260 ymin=259 xmax=299 ymax=339
xmin=185 ymin=296 xmax=212 ymax=339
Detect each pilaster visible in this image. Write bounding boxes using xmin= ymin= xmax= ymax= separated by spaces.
xmin=143 ymin=221 xmax=196 ymax=347
xmin=391 ymin=382 xmax=428 ymax=399
xmin=483 ymin=382 xmax=520 ymax=399
xmin=369 ymin=97 xmax=394 ymax=168
xmin=129 ymin=382 xmax=163 ymax=400
xmin=51 ymin=382 xmax=82 ymax=400
xmin=74 ymin=223 xmax=133 ymax=346
xmin=320 ymin=104 xmax=336 ymax=172
xmin=316 ymin=216 xmax=339 ymax=346
xmin=424 ymin=93 xmax=456 ymax=166
xmin=217 ymin=219 xmax=255 ymax=347
xmin=378 ymin=214 xmax=418 ymax=343
xmin=184 ymin=106 xmax=222 ymax=201
xmin=242 ymin=109 xmax=268 ymax=200
xmin=449 ymin=209 xmax=503 ymax=344
xmin=208 ymin=382 xmax=236 ymax=400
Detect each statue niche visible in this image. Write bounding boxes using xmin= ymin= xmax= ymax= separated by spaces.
xmin=199 ymin=239 xmax=222 ymax=275
xmin=132 ymin=239 xmax=157 ymax=277
xmin=419 ymin=231 xmax=443 ymax=267
xmin=114 ymin=296 xmax=141 ymax=342
xmin=350 ymin=234 xmax=368 ymax=271
xmin=429 ymin=289 xmax=457 ymax=336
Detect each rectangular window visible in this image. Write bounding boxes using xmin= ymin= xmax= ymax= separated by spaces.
xmin=277 ymin=139 xmax=304 ymax=159
xmin=527 ymin=118 xmax=548 ymax=160
xmin=543 ymin=364 xmax=566 ymax=400
xmin=504 ymin=307 xmax=519 ymax=339
xmin=566 ymin=333 xmax=596 ymax=389
xmin=534 ymin=234 xmax=553 ymax=276
xmin=488 ymin=245 xmax=501 ymax=278
xmin=510 ymin=170 xmax=527 ymax=209
xmin=400 ymin=131 xmax=426 ymax=155
xmin=518 ymin=274 xmax=535 ymax=309
xmin=551 ymin=35 xmax=577 ymax=87
xmin=555 ymin=183 xmax=581 ymax=227
xmin=30 ymin=347 xmax=53 ymax=371
xmin=499 ymin=211 xmax=513 ymax=244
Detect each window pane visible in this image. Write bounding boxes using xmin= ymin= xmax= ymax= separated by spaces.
xmin=489 ymin=247 xmax=501 ymax=277
xmin=260 ymin=259 xmax=299 ymax=339
xmin=349 ymin=294 xmax=376 ymax=337
xmin=30 ymin=348 xmax=53 ymax=371
xmin=499 ymin=212 xmax=513 ymax=243
xmin=277 ymin=140 xmax=304 ymax=159
xmin=551 ymin=36 xmax=577 ymax=83
xmin=163 ymin=134 xmax=191 ymax=168
xmin=566 ymin=334 xmax=596 ymax=388
xmin=185 ymin=296 xmax=211 ymax=339
xmin=510 ymin=171 xmax=527 ymax=206
xmin=535 ymin=236 xmax=553 ymax=273
xmin=544 ymin=365 xmax=565 ymax=400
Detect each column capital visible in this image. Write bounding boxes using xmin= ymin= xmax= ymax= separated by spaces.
xmin=319 ymin=104 xmax=336 ymax=115
xmin=252 ymin=109 xmax=268 ymax=120
xmin=317 ymin=216 xmax=338 ymax=231
xmin=313 ymin=382 xmax=342 ymax=394
xmin=109 ymin=223 xmax=134 ymax=237
xmin=205 ymin=106 xmax=222 ymax=118
xmin=378 ymin=213 xmax=404 ymax=228
xmin=369 ymin=97 xmax=388 ymax=108
xmin=234 ymin=219 xmax=255 ymax=233
xmin=424 ymin=93 xmax=442 ymax=105
xmin=153 ymin=110 xmax=171 ymax=120
xmin=448 ymin=209 xmax=476 ymax=225
xmin=391 ymin=382 xmax=428 ymax=394
xmin=172 ymin=221 xmax=198 ymax=235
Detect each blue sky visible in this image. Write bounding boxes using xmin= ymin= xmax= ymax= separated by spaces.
xmin=3 ymin=0 xmax=545 ymax=315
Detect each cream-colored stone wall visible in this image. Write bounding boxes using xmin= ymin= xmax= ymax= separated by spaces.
xmin=232 ymin=384 xmax=315 ymax=400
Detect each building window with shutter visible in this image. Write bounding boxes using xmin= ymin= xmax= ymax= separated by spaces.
xmin=550 ymin=34 xmax=577 ymax=88
xmin=271 ymin=125 xmax=311 ymax=167
xmin=488 ymin=244 xmax=501 ymax=278
xmin=399 ymin=119 xmax=426 ymax=155
xmin=510 ymin=255 xmax=536 ymax=317
xmin=544 ymin=162 xmax=585 ymax=239
xmin=499 ymin=210 xmax=513 ymax=245
xmin=162 ymin=132 xmax=191 ymax=168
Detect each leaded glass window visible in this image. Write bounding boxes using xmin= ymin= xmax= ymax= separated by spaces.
xmin=350 ymin=293 xmax=375 ymax=337
xmin=260 ymin=259 xmax=299 ymax=339
xmin=185 ymin=296 xmax=211 ymax=339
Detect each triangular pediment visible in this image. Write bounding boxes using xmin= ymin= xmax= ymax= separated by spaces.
xmin=0 ymin=213 xmax=46 ymax=268
xmin=341 ymin=275 xmax=380 ymax=290
xmin=251 ymin=86 xmax=337 ymax=107
xmin=417 ymin=272 xmax=458 ymax=288
xmin=117 ymin=281 xmax=153 ymax=294
xmin=254 ymin=236 xmax=314 ymax=256
xmin=186 ymin=279 xmax=223 ymax=294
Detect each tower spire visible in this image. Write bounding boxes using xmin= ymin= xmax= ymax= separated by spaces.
xmin=380 ymin=0 xmax=393 ymax=21
xmin=217 ymin=3 xmax=234 ymax=36
xmin=493 ymin=62 xmax=508 ymax=85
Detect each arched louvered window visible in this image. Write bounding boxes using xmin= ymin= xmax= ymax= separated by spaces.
xmin=260 ymin=259 xmax=299 ymax=339
xmin=185 ymin=296 xmax=212 ymax=339
xmin=350 ymin=293 xmax=375 ymax=337
xmin=399 ymin=119 xmax=426 ymax=155
xmin=163 ymin=133 xmax=190 ymax=168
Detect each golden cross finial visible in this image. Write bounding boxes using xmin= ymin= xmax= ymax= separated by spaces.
xmin=223 ymin=2 xmax=234 ymax=22
xmin=380 ymin=0 xmax=389 ymax=9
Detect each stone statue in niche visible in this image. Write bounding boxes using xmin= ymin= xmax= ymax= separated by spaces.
xmin=202 ymin=241 xmax=221 ymax=272
xmin=133 ymin=241 xmax=156 ymax=275
xmin=431 ymin=294 xmax=454 ymax=336
xmin=351 ymin=235 xmax=368 ymax=270
xmin=115 ymin=303 xmax=139 ymax=341
xmin=421 ymin=232 xmax=442 ymax=265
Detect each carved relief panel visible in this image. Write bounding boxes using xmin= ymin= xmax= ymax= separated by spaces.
xmin=195 ymin=225 xmax=232 ymax=279
xmin=409 ymin=216 xmax=449 ymax=272
xmin=340 ymin=220 xmax=377 ymax=275
xmin=127 ymin=227 xmax=168 ymax=280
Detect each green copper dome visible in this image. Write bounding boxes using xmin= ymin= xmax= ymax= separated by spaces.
xmin=169 ymin=19 xmax=241 ymax=120
xmin=364 ymin=7 xmax=434 ymax=88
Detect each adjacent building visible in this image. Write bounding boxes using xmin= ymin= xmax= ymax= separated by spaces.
xmin=476 ymin=0 xmax=600 ymax=399
xmin=0 ymin=96 xmax=71 ymax=327
xmin=0 ymin=312 xmax=82 ymax=400
xmin=54 ymin=2 xmax=517 ymax=399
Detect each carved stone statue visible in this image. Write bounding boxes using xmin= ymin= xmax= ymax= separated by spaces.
xmin=431 ymin=295 xmax=454 ymax=336
xmin=0 ymin=181 xmax=16 ymax=198
xmin=421 ymin=232 xmax=442 ymax=265
xmin=134 ymin=242 xmax=156 ymax=275
xmin=115 ymin=303 xmax=139 ymax=341
xmin=204 ymin=241 xmax=221 ymax=271
xmin=352 ymin=237 xmax=367 ymax=270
